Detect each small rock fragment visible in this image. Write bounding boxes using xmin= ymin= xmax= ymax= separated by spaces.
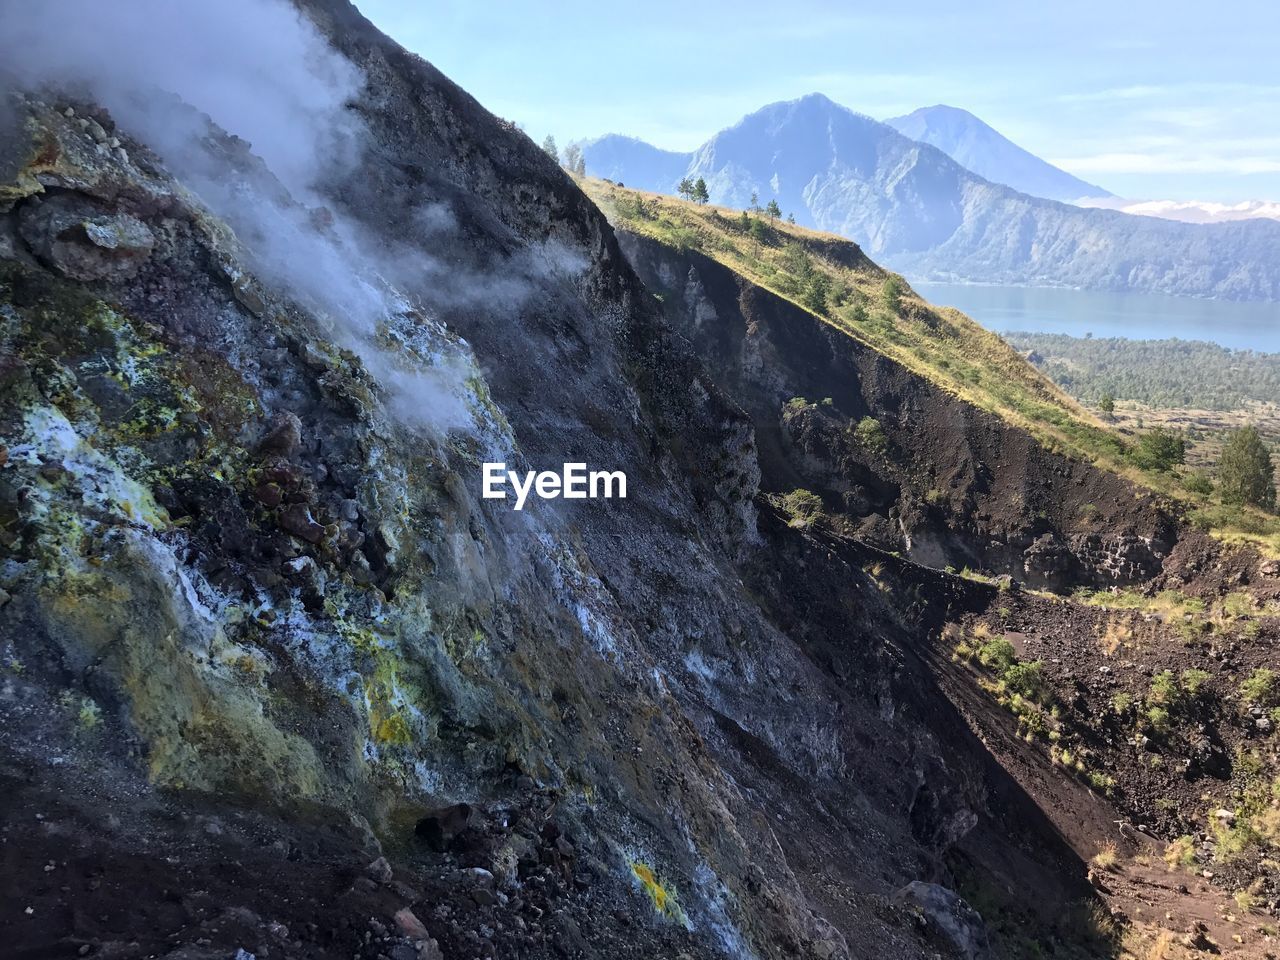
xmin=393 ymin=907 xmax=429 ymax=940
xmin=278 ymin=503 xmax=326 ymax=544
xmin=256 ymin=412 xmax=303 ymax=458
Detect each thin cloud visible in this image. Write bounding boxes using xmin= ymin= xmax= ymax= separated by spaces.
xmin=1051 ymin=152 xmax=1280 ymax=176
xmin=1057 ymin=85 xmax=1167 ymax=103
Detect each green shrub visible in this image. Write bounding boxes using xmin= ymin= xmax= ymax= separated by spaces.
xmin=1087 ymin=771 xmax=1116 ymax=795
xmin=1218 ymin=425 xmax=1276 ymax=511
xmin=854 ymin=416 xmax=887 ymax=453
xmin=1130 ymin=428 xmax=1186 ymax=472
xmin=1184 ymin=471 xmax=1214 ymax=496
xmin=77 ymin=697 xmax=102 ymax=731
xmin=780 ymin=489 xmax=823 ymax=527
xmin=1164 ymin=835 xmax=1197 ymax=868
xmin=1180 ymin=669 xmax=1211 ymax=698
xmin=1240 ymin=668 xmax=1279 ymax=707
xmin=976 ymin=637 xmax=1017 ymax=674
xmin=667 ymin=225 xmax=700 ymax=252
xmin=1222 ymin=591 xmax=1255 ymax=618
xmin=1004 ymin=661 xmax=1050 ymax=705
xmin=802 ymin=273 xmax=830 ymax=313
xmin=1149 ymin=670 xmax=1179 ymax=707
xmin=882 ymin=274 xmax=903 ymax=310
xmin=1144 ymin=706 xmax=1171 ymax=738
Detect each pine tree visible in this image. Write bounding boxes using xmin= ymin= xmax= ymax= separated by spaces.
xmin=1218 ymin=425 xmax=1276 ymax=510
xmin=802 ymin=273 xmax=829 ymax=313
xmin=677 ymin=177 xmax=694 ymax=201
xmin=750 ymin=190 xmax=759 ymax=212
xmin=541 ymin=135 xmax=558 ymax=163
xmin=765 ymin=199 xmax=781 ymax=221
xmin=1099 ymin=393 xmax=1115 ymax=416
xmin=882 ymin=275 xmax=903 ymax=310
xmin=692 ymin=178 xmax=709 ymax=204
xmin=562 ymin=143 xmax=585 ymax=177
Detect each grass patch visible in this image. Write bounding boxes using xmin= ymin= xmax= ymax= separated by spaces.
xmin=584 ymin=178 xmax=1280 ymax=554
xmin=955 ymin=627 xmax=1060 ymax=743
xmin=1163 ymin=835 xmax=1197 ymax=869
xmin=1090 ymin=842 xmax=1119 ymax=871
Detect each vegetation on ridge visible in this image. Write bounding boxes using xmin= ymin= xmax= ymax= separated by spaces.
xmin=1005 ymin=332 xmax=1280 ymax=413
xmin=583 ymin=177 xmax=1280 ymax=552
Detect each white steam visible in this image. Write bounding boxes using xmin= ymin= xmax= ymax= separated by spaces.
xmin=0 ymin=0 xmax=488 ymax=432
xmin=1 ymin=0 xmax=363 ymax=198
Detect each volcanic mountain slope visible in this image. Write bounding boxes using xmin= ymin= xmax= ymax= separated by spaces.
xmin=584 ymin=177 xmax=1280 ymax=556
xmin=884 ymin=105 xmax=1113 ymax=203
xmin=608 ymin=195 xmax=1280 ymax=958
xmin=588 ymin=93 xmax=1280 ymax=301
xmin=1 ymin=3 xmax=1278 ymax=960
xmin=584 ymin=105 xmax=1114 ymax=205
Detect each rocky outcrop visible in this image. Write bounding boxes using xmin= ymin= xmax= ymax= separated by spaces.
xmin=619 ymin=232 xmax=1181 ymax=588
xmin=893 ymin=882 xmax=990 ymax=959
xmin=18 ymin=192 xmax=154 ymax=281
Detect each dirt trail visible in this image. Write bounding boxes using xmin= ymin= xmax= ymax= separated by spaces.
xmin=1102 ymin=856 xmax=1279 ymax=959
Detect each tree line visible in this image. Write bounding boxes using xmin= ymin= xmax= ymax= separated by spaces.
xmin=541 ymin=135 xmax=585 ymax=176
xmin=1005 ymin=332 xmax=1280 ymax=412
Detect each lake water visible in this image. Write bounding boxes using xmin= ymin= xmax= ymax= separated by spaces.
xmin=911 ymin=282 xmax=1280 ymax=352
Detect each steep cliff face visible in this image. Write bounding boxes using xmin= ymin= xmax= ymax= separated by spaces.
xmin=617 ymin=233 xmax=1181 ymax=589
xmin=1 ymin=4 xmax=1242 ymax=960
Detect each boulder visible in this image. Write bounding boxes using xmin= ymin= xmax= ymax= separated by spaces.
xmin=18 ymin=193 xmax=153 ymax=281
xmin=894 ymin=881 xmax=990 ymax=959
xmin=256 ymin=412 xmax=304 ymax=458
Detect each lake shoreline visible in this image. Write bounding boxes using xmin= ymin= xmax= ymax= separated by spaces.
xmin=912 ymin=280 xmax=1280 ymax=352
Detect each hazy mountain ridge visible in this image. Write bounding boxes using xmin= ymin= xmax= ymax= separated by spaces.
xmin=578 ymin=134 xmax=691 ymax=193
xmin=885 ymin=104 xmax=1113 ymax=202
xmin=588 ymin=93 xmax=1280 ymax=301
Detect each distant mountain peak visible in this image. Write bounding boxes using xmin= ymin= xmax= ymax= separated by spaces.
xmin=750 ymin=91 xmax=873 ymax=123
xmin=581 ymin=94 xmax=1280 ymax=302
xmin=579 ymin=133 xmax=692 ymax=193
xmin=581 ymin=132 xmax=656 ymax=148
xmin=793 ymin=91 xmax=839 ymax=107
xmin=906 ymin=104 xmax=980 ymax=120
xmin=885 ymin=104 xmax=1113 ymax=201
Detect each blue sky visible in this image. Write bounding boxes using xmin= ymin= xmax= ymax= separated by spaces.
xmin=356 ymin=1 xmax=1280 ymax=203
